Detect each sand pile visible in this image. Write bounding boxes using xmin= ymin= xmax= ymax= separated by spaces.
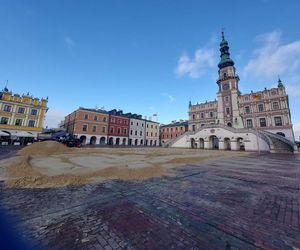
xmin=18 ymin=141 xmax=72 ymax=156
xmin=3 ymin=144 xmax=249 ymax=188
xmin=6 ymin=164 xmax=166 ymax=188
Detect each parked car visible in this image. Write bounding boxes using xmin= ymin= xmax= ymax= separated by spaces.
xmin=59 ymin=135 xmax=81 ymax=147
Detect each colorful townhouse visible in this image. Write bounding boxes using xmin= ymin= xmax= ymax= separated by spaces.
xmin=145 ymin=120 xmax=160 ymax=146
xmin=160 ymin=120 xmax=188 ymax=146
xmin=63 ymin=108 xmax=160 ymax=146
xmin=0 ymin=87 xmax=48 ymax=143
xmin=107 ymin=109 xmax=130 ymax=145
xmin=63 ymin=107 xmax=109 ymax=145
xmin=125 ymin=113 xmax=145 ymax=146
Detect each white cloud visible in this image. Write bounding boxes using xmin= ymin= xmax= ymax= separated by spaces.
xmin=293 ymin=123 xmax=300 ymax=141
xmin=64 ymin=36 xmax=75 ymax=50
xmin=243 ymin=31 xmax=300 ymax=79
xmin=44 ymin=108 xmax=67 ymax=128
xmin=175 ymin=48 xmax=216 ymax=79
xmin=168 ymin=95 xmax=175 ymax=102
xmin=286 ymin=83 xmax=300 ymax=99
xmin=161 ymin=93 xmax=175 ymax=102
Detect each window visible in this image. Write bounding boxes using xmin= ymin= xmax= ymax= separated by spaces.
xmin=0 ymin=117 xmax=9 ymax=124
xmin=155 ymin=125 xmax=157 ymax=129
xmin=140 ymin=131 xmax=142 ymax=136
xmin=130 ymin=130 xmax=133 ymax=135
xmin=92 ymin=125 xmax=97 ymax=132
xmin=246 ymin=119 xmax=253 ymax=128
xmin=192 ymin=114 xmax=195 ymax=120
xmin=225 ymin=96 xmax=229 ymax=102
xmin=201 ymin=113 xmax=204 ymax=119
xmin=94 ymin=115 xmax=97 ymax=121
xmin=142 ymin=124 xmax=144 ymax=127
xmin=3 ymin=105 xmax=11 ymax=112
xmin=180 ymin=127 xmax=183 ymax=130
xmin=272 ymin=102 xmax=279 ymax=110
xmin=151 ymin=125 xmax=153 ymax=128
xmin=124 ymin=120 xmax=127 ymax=125
xmin=110 ymin=127 xmax=114 ymax=133
xmin=31 ymin=109 xmax=37 ymax=115
xmin=175 ymin=127 xmax=178 ymax=131
xmin=259 ymin=118 xmax=266 ymax=127
xmin=84 ymin=114 xmax=89 ymax=120
xmin=258 ymin=104 xmax=264 ymax=112
xmin=147 ymin=124 xmax=149 ymax=128
xmin=18 ymin=107 xmax=25 ymax=114
xmin=131 ymin=121 xmax=133 ymax=125
xmin=15 ymin=119 xmax=22 ymax=126
xmin=210 ymin=112 xmax=213 ymax=118
xmin=103 ymin=117 xmax=107 ymax=122
xmin=135 ymin=131 xmax=137 ymax=135
xmin=274 ymin=116 xmax=282 ymax=126
xmin=147 ymin=132 xmax=149 ymax=136
xmin=117 ymin=128 xmax=121 ymax=134
xmin=151 ymin=132 xmax=153 ymax=136
xmin=82 ymin=125 xmax=87 ymax=131
xmin=245 ymin=106 xmax=251 ymax=114
xmin=192 ymin=125 xmax=196 ymax=131
xmin=28 ymin=120 xmax=35 ymax=127
xmin=118 ymin=119 xmax=121 ymax=124
xmin=155 ymin=133 xmax=157 ymax=137
xmin=123 ymin=128 xmax=127 ymax=134
xmin=136 ymin=122 xmax=138 ymax=126
xmin=226 ymin=108 xmax=230 ymax=115
xmin=171 ymin=128 xmax=173 ymax=132
xmin=102 ymin=127 xmax=106 ymax=133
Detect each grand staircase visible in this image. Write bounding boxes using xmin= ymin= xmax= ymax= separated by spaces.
xmin=259 ymin=130 xmax=298 ymax=153
xmin=163 ymin=124 xmax=299 ymax=154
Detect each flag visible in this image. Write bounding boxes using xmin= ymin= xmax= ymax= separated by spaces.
xmin=251 ymin=93 xmax=261 ymax=101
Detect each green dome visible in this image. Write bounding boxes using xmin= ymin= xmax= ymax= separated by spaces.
xmin=218 ymin=31 xmax=234 ymax=69
xmin=277 ymin=77 xmax=285 ymax=88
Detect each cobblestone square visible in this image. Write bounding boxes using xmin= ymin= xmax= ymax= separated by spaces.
xmin=1 ymin=153 xmax=300 ymax=249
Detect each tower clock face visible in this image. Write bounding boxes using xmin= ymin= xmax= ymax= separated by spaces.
xmin=223 ymin=83 xmax=229 ymax=91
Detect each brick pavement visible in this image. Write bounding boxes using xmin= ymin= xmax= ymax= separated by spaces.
xmin=0 ymin=153 xmax=300 ymax=249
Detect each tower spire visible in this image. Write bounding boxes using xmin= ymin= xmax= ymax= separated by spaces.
xmin=218 ymin=30 xmax=234 ymax=69
xmin=221 ymin=27 xmax=225 ymax=41
xmin=277 ymin=75 xmax=285 ymax=88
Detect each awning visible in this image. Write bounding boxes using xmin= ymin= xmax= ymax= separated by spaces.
xmin=9 ymin=131 xmax=35 ymax=138
xmin=0 ymin=130 xmax=10 ymax=137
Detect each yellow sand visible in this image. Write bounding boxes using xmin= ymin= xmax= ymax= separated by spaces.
xmin=3 ymin=141 xmax=249 ymax=188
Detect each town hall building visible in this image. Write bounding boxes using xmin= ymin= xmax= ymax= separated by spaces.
xmin=169 ymin=32 xmax=298 ymax=153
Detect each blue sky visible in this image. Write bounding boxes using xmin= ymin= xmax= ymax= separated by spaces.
xmin=0 ymin=0 xmax=300 ymax=139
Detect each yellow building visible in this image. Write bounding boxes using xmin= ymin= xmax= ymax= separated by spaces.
xmin=0 ymin=87 xmax=48 ymax=141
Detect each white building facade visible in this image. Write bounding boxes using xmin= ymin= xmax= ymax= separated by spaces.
xmin=128 ymin=116 xmax=146 ymax=146
xmin=145 ymin=120 xmax=159 ymax=146
xmin=171 ymin=32 xmax=298 ymax=153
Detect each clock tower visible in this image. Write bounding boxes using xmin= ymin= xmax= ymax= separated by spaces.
xmin=216 ymin=31 xmax=243 ymax=128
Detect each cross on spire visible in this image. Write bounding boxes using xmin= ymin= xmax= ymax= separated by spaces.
xmin=221 ymin=27 xmax=225 ymax=40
